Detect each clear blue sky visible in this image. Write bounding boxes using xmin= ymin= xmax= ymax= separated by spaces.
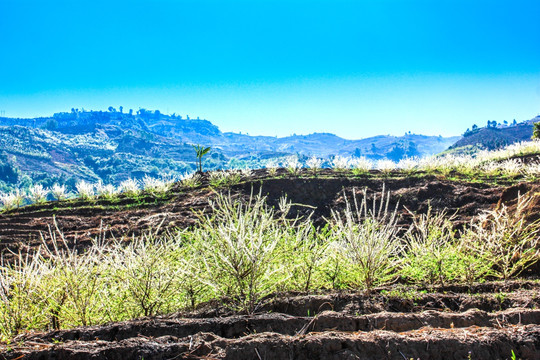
xmin=1 ymin=0 xmax=539 ymax=139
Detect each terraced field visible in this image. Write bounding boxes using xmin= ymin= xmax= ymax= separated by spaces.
xmin=4 ymin=281 xmax=540 ymax=359
xmin=1 ymin=168 xmax=540 ymax=359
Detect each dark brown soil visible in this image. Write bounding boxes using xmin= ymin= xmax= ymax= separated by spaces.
xmin=4 ymin=281 xmax=540 ymax=359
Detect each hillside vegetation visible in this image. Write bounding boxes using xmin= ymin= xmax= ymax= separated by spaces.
xmin=0 ymin=109 xmax=458 ymax=193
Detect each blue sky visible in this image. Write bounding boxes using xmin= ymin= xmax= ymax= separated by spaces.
xmin=0 ymin=0 xmax=539 ymax=139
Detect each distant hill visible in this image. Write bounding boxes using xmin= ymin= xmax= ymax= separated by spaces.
xmin=447 ymin=117 xmax=539 ymax=153
xmin=0 ymin=109 xmax=459 ymax=190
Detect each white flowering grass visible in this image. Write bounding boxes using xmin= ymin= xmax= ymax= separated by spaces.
xmin=265 ymin=159 xmax=280 ymax=176
xmin=208 ymin=170 xmax=228 ymax=187
xmin=96 ymin=181 xmax=118 ymax=199
xmin=181 ymin=172 xmax=202 ymax=188
xmin=142 ymin=176 xmax=171 ymax=194
xmin=499 ymin=159 xmax=523 ymax=177
xmin=332 ymin=155 xmax=351 ymax=171
xmin=240 ymin=168 xmax=253 ymax=179
xmin=0 ymin=190 xmax=25 ymax=211
xmin=306 ymin=156 xmax=323 ymax=174
xmin=51 ymin=184 xmax=68 ymax=201
xmin=285 ymin=155 xmax=301 ymax=175
xmin=120 ymin=179 xmax=140 ymax=196
xmin=351 ymin=157 xmax=373 ymax=174
xmin=28 ymin=184 xmax=49 ymax=204
xmin=76 ymin=181 xmax=95 ymax=200
xmin=397 ymin=157 xmax=420 ymax=174
xmin=376 ymin=159 xmax=396 ymax=175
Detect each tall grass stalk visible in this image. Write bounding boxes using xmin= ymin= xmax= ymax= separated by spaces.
xmin=190 ymin=191 xmax=290 ymax=312
xmin=331 ymin=186 xmax=402 ymax=291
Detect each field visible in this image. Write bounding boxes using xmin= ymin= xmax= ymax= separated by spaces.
xmin=1 ymin=144 xmax=540 ymax=359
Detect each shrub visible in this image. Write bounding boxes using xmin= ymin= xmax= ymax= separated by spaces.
xmin=306 ymin=156 xmax=323 ymax=174
xmin=51 ymin=183 xmax=69 ymax=201
xmin=0 ymin=252 xmax=48 ymax=337
xmin=28 ymin=184 xmax=49 ymax=204
xmin=462 ymin=194 xmax=540 ymax=280
xmin=76 ymin=181 xmax=95 ymax=200
xmin=190 ymin=191 xmax=290 ymax=312
xmin=402 ymin=208 xmax=465 ymax=287
xmin=109 ymin=233 xmax=183 ymax=318
xmin=331 ymin=187 xmax=402 ymax=291
xmin=38 ymin=229 xmax=108 ymax=328
xmin=281 ymin=223 xmax=329 ymax=292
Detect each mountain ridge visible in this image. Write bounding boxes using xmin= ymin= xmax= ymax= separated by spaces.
xmin=0 ymin=108 xmax=460 ymax=190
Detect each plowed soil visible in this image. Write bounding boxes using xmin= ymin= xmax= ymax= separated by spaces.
xmin=1 ymin=169 xmax=540 ymax=359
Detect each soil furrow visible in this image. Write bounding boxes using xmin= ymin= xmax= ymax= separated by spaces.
xmin=15 ymin=308 xmax=540 ymax=344
xmin=5 ymin=325 xmax=540 ymax=360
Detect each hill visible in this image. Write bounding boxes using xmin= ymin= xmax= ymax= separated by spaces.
xmin=0 ymin=109 xmax=459 ymax=191
xmin=447 ymin=116 xmax=539 ymax=153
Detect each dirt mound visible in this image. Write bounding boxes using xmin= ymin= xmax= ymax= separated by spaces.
xmin=0 ymin=171 xmax=511 ymax=257
xmin=4 ymin=282 xmax=540 ymax=359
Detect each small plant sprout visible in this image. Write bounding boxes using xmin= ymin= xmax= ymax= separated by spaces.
xmin=181 ymin=172 xmax=202 ymax=188
xmin=76 ymin=181 xmax=95 ymax=200
xmin=51 ymin=184 xmax=68 ymax=201
xmin=306 ymin=156 xmax=323 ymax=174
xmin=192 ymin=144 xmax=211 ymax=173
xmin=285 ymin=155 xmax=301 ymax=175
xmin=28 ymin=184 xmax=49 ymax=204
xmin=119 ymin=178 xmax=140 ymax=196
xmin=265 ymin=159 xmax=280 ymax=176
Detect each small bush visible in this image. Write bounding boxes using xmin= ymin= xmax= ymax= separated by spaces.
xmin=331 ymin=187 xmax=402 ymax=291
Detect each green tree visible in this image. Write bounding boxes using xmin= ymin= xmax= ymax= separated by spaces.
xmin=533 ymin=122 xmax=540 ymax=140
xmin=192 ymin=144 xmax=211 ymax=173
